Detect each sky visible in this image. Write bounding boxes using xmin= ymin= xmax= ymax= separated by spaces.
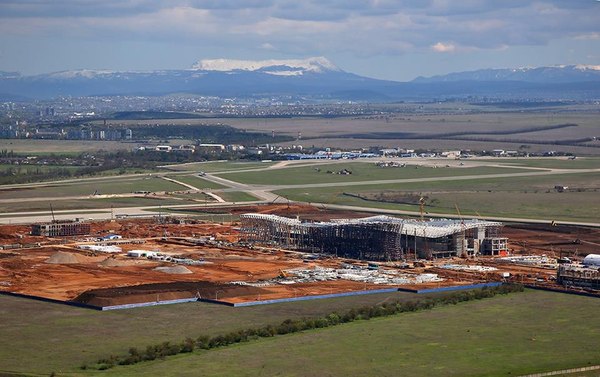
xmin=0 ymin=0 xmax=599 ymax=81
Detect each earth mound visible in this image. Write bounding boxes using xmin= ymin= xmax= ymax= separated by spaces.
xmin=154 ymin=265 xmax=193 ymax=274
xmin=45 ymin=251 xmax=80 ymax=264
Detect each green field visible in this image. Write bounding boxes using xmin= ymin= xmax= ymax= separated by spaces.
xmin=0 ymin=197 xmax=190 ymax=213
xmin=0 ymin=290 xmax=455 ymax=375
xmin=217 ymin=190 xmax=259 ymax=202
xmin=163 ymin=160 xmax=274 ymax=172
xmin=218 ymin=163 xmax=534 ymax=185
xmin=65 ymin=290 xmax=600 ymax=377
xmin=274 ymin=172 xmax=600 ymax=222
xmin=0 ymin=176 xmax=184 ymax=200
xmin=0 ymin=163 xmax=80 ymax=173
xmin=492 ymin=157 xmax=600 ymax=170
xmin=0 ymin=139 xmax=141 ymax=153
xmin=165 ymin=174 xmax=226 ymax=189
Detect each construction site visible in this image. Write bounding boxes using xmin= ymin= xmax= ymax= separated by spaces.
xmin=0 ymin=204 xmax=599 ymax=310
xmin=239 ymin=213 xmax=507 ymax=260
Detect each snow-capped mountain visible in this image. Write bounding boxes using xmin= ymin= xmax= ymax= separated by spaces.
xmin=191 ymin=57 xmax=340 ymax=76
xmin=1 ymin=60 xmax=600 ymax=100
xmin=413 ymin=65 xmax=600 ymax=83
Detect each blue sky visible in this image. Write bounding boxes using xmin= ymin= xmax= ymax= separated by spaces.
xmin=0 ymin=0 xmax=599 ymax=81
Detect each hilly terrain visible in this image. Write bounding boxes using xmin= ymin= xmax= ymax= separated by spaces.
xmin=1 ymin=58 xmax=600 ymax=101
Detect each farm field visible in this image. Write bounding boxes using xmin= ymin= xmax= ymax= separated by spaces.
xmin=217 ymin=163 xmax=534 ymax=185
xmin=285 ymin=137 xmax=600 ymax=155
xmin=106 ymin=108 xmax=600 ymax=138
xmin=71 ymin=289 xmax=600 ymax=377
xmin=91 ymin=106 xmax=600 ymax=154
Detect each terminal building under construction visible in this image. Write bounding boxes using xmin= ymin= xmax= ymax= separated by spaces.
xmin=240 ymin=214 xmax=507 ymax=261
xmin=31 ymin=220 xmax=91 ymax=237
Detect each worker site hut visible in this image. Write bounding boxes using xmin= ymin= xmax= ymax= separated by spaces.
xmin=239 ymin=214 xmax=507 ymax=261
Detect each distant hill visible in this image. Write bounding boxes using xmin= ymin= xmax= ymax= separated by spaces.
xmin=1 ymin=59 xmax=599 ymax=101
xmin=413 ymin=65 xmax=600 ymax=83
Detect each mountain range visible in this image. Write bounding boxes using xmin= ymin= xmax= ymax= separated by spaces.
xmin=1 ymin=57 xmax=599 ymax=101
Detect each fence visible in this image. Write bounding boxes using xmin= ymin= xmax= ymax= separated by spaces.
xmin=518 ymin=365 xmax=600 ymax=377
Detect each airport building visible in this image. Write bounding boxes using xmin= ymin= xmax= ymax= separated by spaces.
xmin=557 ymin=254 xmax=600 ymax=290
xmin=31 ymin=220 xmax=91 ymax=237
xmin=240 ymin=214 xmax=507 ymax=261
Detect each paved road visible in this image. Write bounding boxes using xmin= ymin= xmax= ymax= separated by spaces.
xmin=217 ymin=167 xmax=600 ymax=192
xmin=0 ymin=201 xmax=262 ymax=224
xmin=199 ymin=173 xmax=280 ymax=202
xmin=2 ymin=158 xmax=599 ymax=227
xmin=316 ymin=203 xmax=600 ymax=228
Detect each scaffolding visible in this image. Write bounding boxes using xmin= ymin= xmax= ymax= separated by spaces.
xmin=240 ymin=214 xmax=504 ymax=261
xmin=557 ymin=265 xmax=600 ymax=290
xmin=31 ymin=220 xmax=91 ymax=237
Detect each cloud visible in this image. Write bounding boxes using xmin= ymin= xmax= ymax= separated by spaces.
xmin=260 ymin=42 xmax=276 ymax=50
xmin=431 ymin=42 xmax=456 ymax=53
xmin=0 ymin=1 xmax=599 ymax=60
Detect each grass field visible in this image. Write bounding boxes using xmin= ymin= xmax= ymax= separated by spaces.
xmin=0 ymin=139 xmax=141 ymax=153
xmin=217 ymin=191 xmax=259 ymax=202
xmin=491 ymin=157 xmax=600 ymax=170
xmin=274 ymin=172 xmax=600 ymax=222
xmin=163 ymin=161 xmax=274 ymax=172
xmin=0 ymin=176 xmax=183 ymax=200
xmin=0 ymin=164 xmax=80 ymax=173
xmin=218 ymin=163 xmax=533 ymax=185
xmin=0 ymin=197 xmax=190 ymax=213
xmin=68 ymin=290 xmax=600 ymax=377
xmin=165 ymin=174 xmax=226 ymax=189
xmin=0 ymin=290 xmax=455 ymax=375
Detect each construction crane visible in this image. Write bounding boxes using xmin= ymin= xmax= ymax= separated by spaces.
xmin=50 ymin=204 xmax=56 ymax=222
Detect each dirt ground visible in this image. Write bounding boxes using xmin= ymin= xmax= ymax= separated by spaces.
xmin=1 ymin=208 xmax=598 ymax=307
xmin=504 ymin=223 xmax=600 ymax=258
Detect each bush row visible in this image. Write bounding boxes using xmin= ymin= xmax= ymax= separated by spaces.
xmin=88 ymin=283 xmax=524 ymax=370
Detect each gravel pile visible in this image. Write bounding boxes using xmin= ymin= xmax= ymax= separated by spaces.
xmin=154 ymin=265 xmax=193 ymax=274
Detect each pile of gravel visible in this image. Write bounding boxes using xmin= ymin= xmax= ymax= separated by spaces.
xmin=45 ymin=251 xmax=80 ymax=264
xmin=154 ymin=265 xmax=193 ymax=274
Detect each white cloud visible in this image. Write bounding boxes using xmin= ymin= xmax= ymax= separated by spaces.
xmin=260 ymin=42 xmax=276 ymax=50
xmin=431 ymin=42 xmax=456 ymax=53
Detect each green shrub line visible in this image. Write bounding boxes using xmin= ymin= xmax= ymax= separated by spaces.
xmin=86 ymin=284 xmax=524 ymax=371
